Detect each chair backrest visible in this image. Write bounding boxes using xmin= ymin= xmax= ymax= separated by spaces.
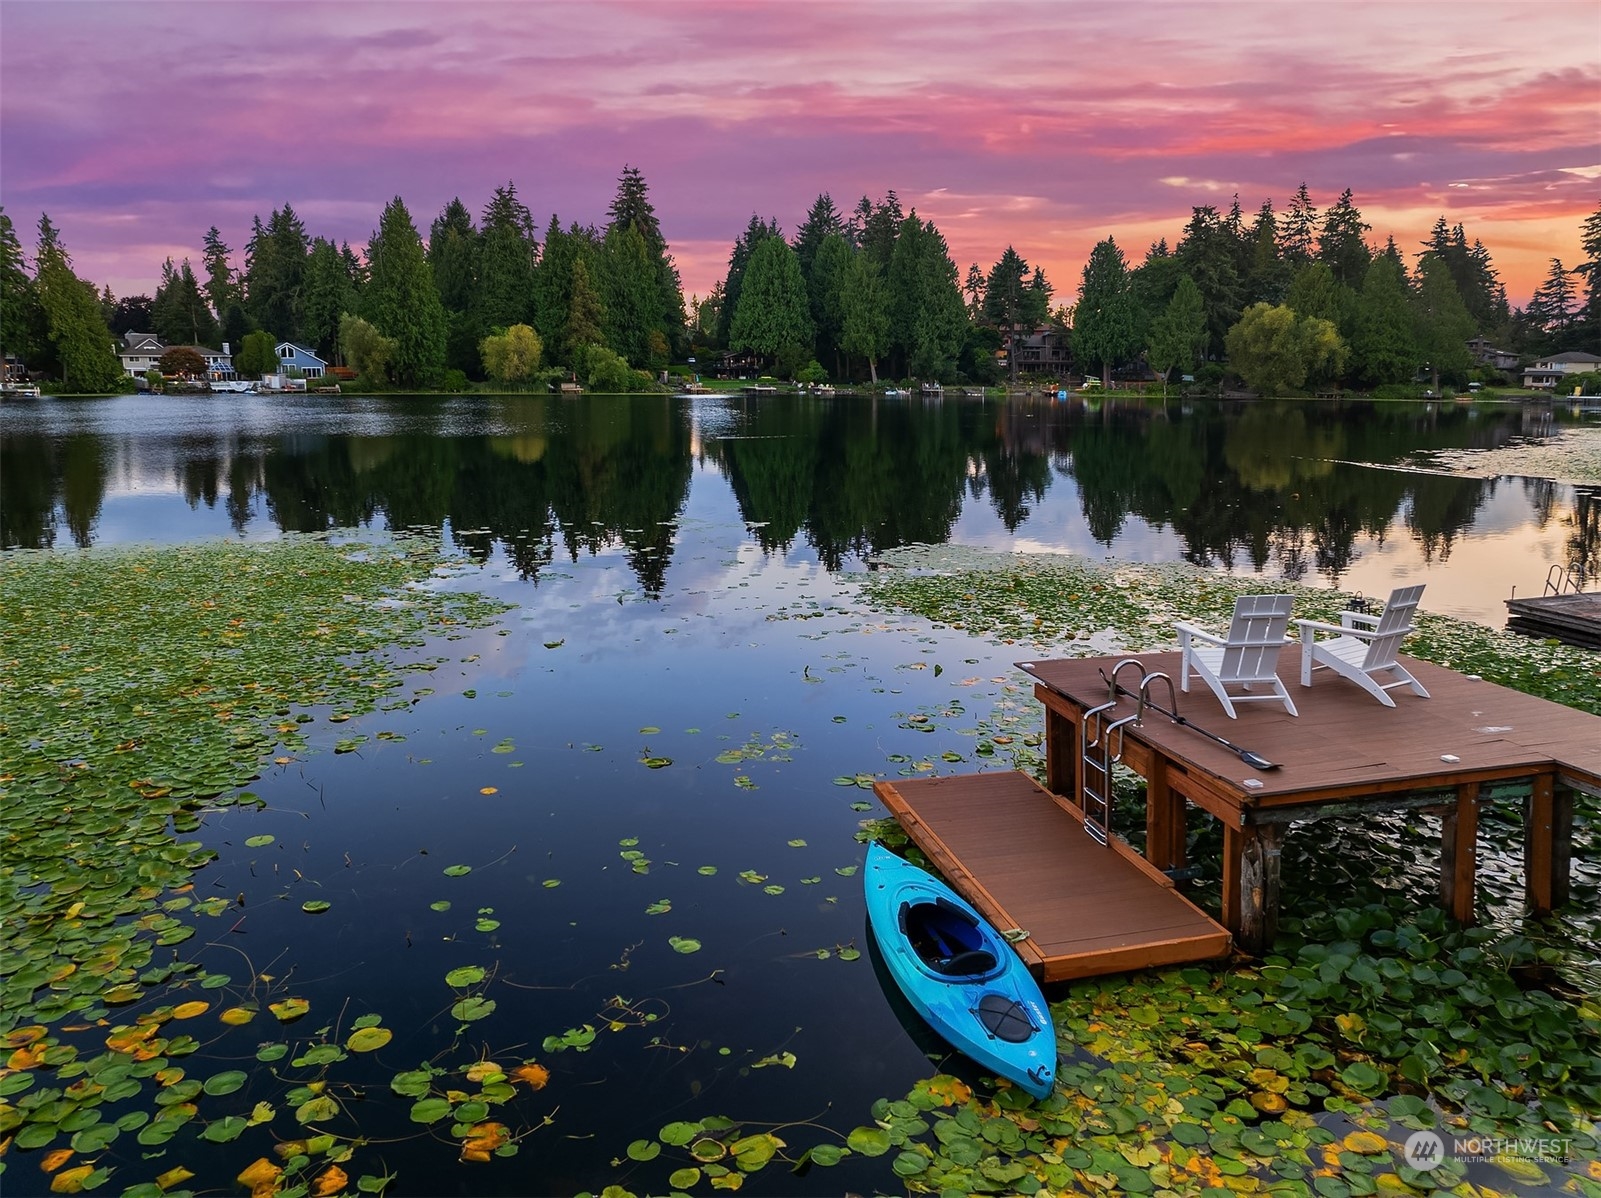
xmin=1360 ymin=584 xmax=1425 ymax=668
xmin=1219 ymin=594 xmax=1295 ymax=681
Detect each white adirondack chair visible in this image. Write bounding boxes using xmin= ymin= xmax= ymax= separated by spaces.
xmin=1175 ymin=594 xmax=1299 ymax=719
xmin=1295 ymin=584 xmax=1430 ymax=707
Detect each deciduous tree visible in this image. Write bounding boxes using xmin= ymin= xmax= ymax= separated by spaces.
xmin=480 ymin=323 xmax=542 ymax=386
xmin=1224 ymin=303 xmax=1346 ymax=395
xmin=235 ymin=329 xmax=278 ymax=377
xmin=338 ymin=313 xmax=394 ymax=384
xmin=839 ymin=252 xmax=889 ymax=383
xmin=158 ymin=346 xmax=206 ymax=377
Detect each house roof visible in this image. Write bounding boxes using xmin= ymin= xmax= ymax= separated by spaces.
xmin=1543 ymin=351 xmax=1601 ymax=365
xmin=276 ymin=340 xmax=326 ymax=362
xmin=121 ymin=332 xmax=164 ymax=353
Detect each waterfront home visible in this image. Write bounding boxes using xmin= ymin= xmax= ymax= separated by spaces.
xmin=1522 ymin=350 xmax=1601 ymax=391
xmin=275 ymin=341 xmax=327 ymax=379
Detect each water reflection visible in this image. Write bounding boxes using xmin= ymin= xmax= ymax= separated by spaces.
xmin=2 ymin=393 xmax=1594 ymax=624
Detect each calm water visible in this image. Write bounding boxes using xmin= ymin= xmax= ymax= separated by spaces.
xmin=2 ymin=392 xmax=1595 ymax=1195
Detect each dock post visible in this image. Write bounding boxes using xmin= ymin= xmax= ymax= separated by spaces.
xmin=1524 ymin=773 xmax=1568 ymax=914
xmin=1440 ymin=782 xmax=1480 ymax=924
xmin=1145 ymin=764 xmax=1185 ymax=873
xmin=1234 ymin=823 xmax=1283 ymax=954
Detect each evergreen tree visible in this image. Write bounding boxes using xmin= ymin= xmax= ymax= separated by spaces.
xmin=716 ymin=214 xmax=782 ymax=345
xmin=428 ymin=198 xmax=479 ymax=312
xmin=1285 ymin=260 xmax=1355 ymax=337
xmin=1146 ymin=274 xmax=1208 ymax=391
xmin=563 ymin=255 xmax=605 ymax=360
xmin=1317 ymin=188 xmax=1371 ymax=289
xmin=1349 ymin=253 xmax=1417 ymax=387
xmin=364 ymin=196 xmax=447 ymax=387
xmin=300 ymin=238 xmax=355 ymax=361
xmin=983 ymin=247 xmax=1048 ymax=385
xmin=1279 ymin=183 xmax=1319 ymax=266
xmin=533 ymin=217 xmax=603 ymax=368
xmin=477 ymin=182 xmax=538 ymax=332
xmin=963 ymin=263 xmax=986 ymax=318
xmin=729 ymin=235 xmax=813 ymax=376
xmin=1243 ymin=201 xmax=1289 ymax=307
xmin=201 ymin=226 xmax=237 ymax=317
xmin=1574 ymin=200 xmax=1601 ymax=349
xmin=244 ymin=205 xmax=309 ymax=341
xmin=606 ymin=166 xmax=685 ymax=356
xmin=1527 ymin=258 xmax=1577 ymax=336
xmin=857 ymin=191 xmax=903 ymax=274
xmin=33 ymin=214 xmax=123 ymax=391
xmin=601 ymin=223 xmax=662 ymax=368
xmin=1129 ymin=241 xmax=1183 ymax=353
xmin=1175 ymin=206 xmax=1243 ymax=358
xmin=839 ymin=252 xmax=890 ymax=383
xmin=1411 ymin=254 xmax=1475 ymax=391
xmin=428 ymin=200 xmax=480 ymax=377
xmin=810 ymin=232 xmax=854 ymax=377
xmin=791 ymin=193 xmax=845 ymax=290
xmin=897 ymin=219 xmax=966 ymax=380
xmin=1074 ymin=238 xmax=1138 ymax=384
xmin=107 ymin=294 xmax=152 ymax=337
xmin=152 ymin=258 xmax=216 ymax=346
xmin=0 ymin=209 xmax=47 ymax=374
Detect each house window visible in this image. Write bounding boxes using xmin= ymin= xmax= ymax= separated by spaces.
xmin=280 ymin=346 xmax=292 ymax=359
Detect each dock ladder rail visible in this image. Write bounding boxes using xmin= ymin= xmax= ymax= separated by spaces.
xmin=1545 ymin=562 xmax=1591 ymax=596
xmin=1078 ymin=659 xmax=1147 ymax=846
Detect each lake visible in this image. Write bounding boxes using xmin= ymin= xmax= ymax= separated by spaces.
xmin=1 ymin=391 xmax=1594 ymax=1195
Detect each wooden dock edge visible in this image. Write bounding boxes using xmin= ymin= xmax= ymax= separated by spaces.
xmin=874 ymin=773 xmax=1233 ymax=983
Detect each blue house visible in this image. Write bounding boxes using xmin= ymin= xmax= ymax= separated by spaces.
xmin=274 ymin=341 xmax=327 ymax=379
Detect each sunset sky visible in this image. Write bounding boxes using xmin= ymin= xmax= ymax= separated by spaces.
xmin=2 ymin=1 xmax=1597 ymax=312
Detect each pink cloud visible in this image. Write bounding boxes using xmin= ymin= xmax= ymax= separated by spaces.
xmin=2 ymin=1 xmax=1595 ymax=309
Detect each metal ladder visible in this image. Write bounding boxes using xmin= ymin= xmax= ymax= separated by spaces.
xmin=1078 ymin=659 xmax=1147 ymax=846
xmin=1544 ymin=562 xmax=1591 ymax=596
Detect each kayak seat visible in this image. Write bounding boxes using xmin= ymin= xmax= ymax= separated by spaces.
xmin=937 ymin=949 xmax=998 ymax=976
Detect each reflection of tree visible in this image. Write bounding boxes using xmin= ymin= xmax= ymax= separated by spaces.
xmin=1 ymin=435 xmax=56 ymax=549
xmin=60 ymin=435 xmax=106 ymax=548
xmin=1567 ymin=487 xmax=1600 ymax=579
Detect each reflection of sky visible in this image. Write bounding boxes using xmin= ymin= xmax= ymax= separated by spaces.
xmin=6 ymin=396 xmax=1586 ymax=628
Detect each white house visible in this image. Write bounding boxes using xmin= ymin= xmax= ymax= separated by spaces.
xmin=118 ymin=331 xmax=165 ymax=378
xmin=275 ymin=341 xmax=326 ymax=379
xmin=1523 ymin=350 xmax=1601 ymax=391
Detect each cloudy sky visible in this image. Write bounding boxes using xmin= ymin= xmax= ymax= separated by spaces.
xmin=2 ymin=0 xmax=1596 ymax=310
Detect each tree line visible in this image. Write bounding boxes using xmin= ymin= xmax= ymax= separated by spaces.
xmin=2 ymin=171 xmax=1597 ymax=395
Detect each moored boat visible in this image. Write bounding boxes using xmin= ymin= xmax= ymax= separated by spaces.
xmin=863 ymin=842 xmax=1055 ymax=1099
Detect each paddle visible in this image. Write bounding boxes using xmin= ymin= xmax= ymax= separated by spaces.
xmin=1097 ymin=669 xmax=1278 ymax=771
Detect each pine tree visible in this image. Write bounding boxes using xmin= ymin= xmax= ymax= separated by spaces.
xmin=1146 ymin=274 xmax=1208 ymax=392
xmin=563 ymin=255 xmax=605 ymax=359
xmin=810 ymin=233 xmax=854 ymax=377
xmin=477 ymin=182 xmax=538 ymax=331
xmin=716 ymin=215 xmax=782 ymax=346
xmin=1073 ymin=238 xmax=1138 ymax=385
xmin=153 ymin=258 xmax=217 ymax=347
xmin=601 ymin=223 xmax=662 ymax=369
xmin=1175 ymin=206 xmax=1243 ymax=357
xmin=983 ymin=247 xmax=1047 ymax=386
xmin=201 ymin=226 xmax=236 ymax=317
xmin=729 ymin=236 xmax=813 ymax=376
xmin=858 ymin=192 xmax=903 ymax=274
xmin=428 ymin=199 xmax=480 ymax=375
xmin=606 ymin=166 xmax=684 ymax=357
xmin=244 ymin=205 xmax=309 ymax=340
xmin=1279 ymin=183 xmax=1319 ymax=266
xmin=364 ymin=196 xmax=447 ymax=387
xmin=1411 ymin=254 xmax=1475 ymax=391
xmin=1349 ymin=253 xmax=1417 ymax=387
xmin=839 ymin=252 xmax=890 ymax=383
xmin=0 ymin=208 xmax=47 ymax=374
xmin=1243 ymin=201 xmax=1289 ymax=307
xmin=1316 ymin=188 xmax=1371 ymax=289
xmin=1527 ymin=258 xmax=1576 ymax=335
xmin=33 ymin=214 xmax=123 ymax=392
xmin=300 ymin=238 xmax=355 ymax=361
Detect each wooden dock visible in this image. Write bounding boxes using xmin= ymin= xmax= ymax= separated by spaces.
xmin=874 ymin=772 xmax=1231 ymax=982
xmin=1019 ymin=652 xmax=1600 ymax=952
xmin=1505 ymin=590 xmax=1601 ymax=648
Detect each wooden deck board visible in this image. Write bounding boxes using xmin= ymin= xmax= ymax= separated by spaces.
xmin=876 ymin=771 xmax=1232 ymax=982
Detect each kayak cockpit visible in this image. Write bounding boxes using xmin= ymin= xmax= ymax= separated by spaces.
xmin=899 ymin=897 xmax=999 ymax=977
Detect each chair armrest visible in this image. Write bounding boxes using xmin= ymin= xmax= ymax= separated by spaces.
xmin=1340 ymin=611 xmax=1381 ymax=629
xmin=1296 ymin=618 xmax=1365 ymax=639
xmin=1173 ymin=621 xmax=1224 ymax=647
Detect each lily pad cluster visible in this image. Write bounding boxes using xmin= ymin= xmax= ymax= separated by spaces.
xmin=0 ymin=535 xmax=510 ymax=1191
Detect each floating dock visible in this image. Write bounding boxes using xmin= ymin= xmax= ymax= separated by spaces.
xmin=874 ymin=771 xmax=1231 ymax=982
xmin=1505 ymin=591 xmax=1601 ymax=648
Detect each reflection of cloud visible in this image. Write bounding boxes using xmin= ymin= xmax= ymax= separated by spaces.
xmin=2 ymin=1 xmax=1594 ymax=306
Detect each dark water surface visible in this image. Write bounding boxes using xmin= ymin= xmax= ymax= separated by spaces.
xmin=2 ymin=392 xmax=1594 ymax=1195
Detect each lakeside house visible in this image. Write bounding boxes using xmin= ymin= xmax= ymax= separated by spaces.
xmin=1522 ymin=350 xmax=1601 ymax=391
xmin=275 ymin=341 xmax=326 ymax=379
xmin=116 ymin=332 xmax=237 ymax=381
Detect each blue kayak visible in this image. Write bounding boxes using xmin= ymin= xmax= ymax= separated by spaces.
xmin=863 ymin=842 xmax=1055 ymax=1099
